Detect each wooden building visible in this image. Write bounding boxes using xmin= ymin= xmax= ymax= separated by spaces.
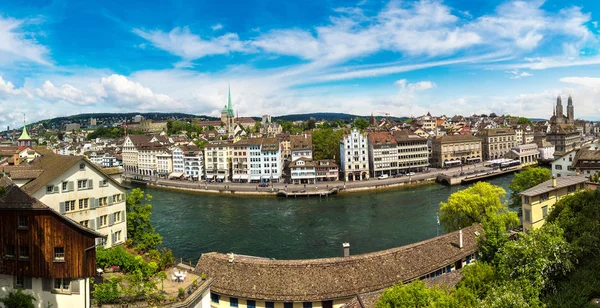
xmin=0 ymin=177 xmax=103 ymax=307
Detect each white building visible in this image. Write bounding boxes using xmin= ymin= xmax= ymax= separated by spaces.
xmin=290 ymin=134 xmax=313 ymax=162
xmin=339 ymin=128 xmax=369 ymax=181
xmin=7 ymin=155 xmax=127 ymax=248
xmin=538 ymin=140 xmax=556 ymax=161
xmin=172 ymin=146 xmax=185 ymax=176
xmin=183 ymin=145 xmax=204 ymax=180
xmin=551 ymin=150 xmax=578 ymax=178
xmin=247 ymin=138 xmax=282 ymax=183
xmin=156 ymin=150 xmax=173 ymax=178
xmin=122 ymin=135 xmax=171 ymax=176
xmin=289 ymin=158 xmax=316 ymax=184
xmin=204 ymin=142 xmax=232 ymax=182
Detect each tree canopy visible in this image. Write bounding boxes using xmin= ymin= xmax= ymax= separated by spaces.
xmin=439 ymin=182 xmax=516 ymax=232
xmin=352 ymin=118 xmax=370 ymax=130
xmin=508 ymin=167 xmax=551 ymax=208
xmin=517 ymin=117 xmax=533 ymax=125
xmin=126 ymin=188 xmax=162 ymax=252
xmin=312 ymin=128 xmax=346 ymax=162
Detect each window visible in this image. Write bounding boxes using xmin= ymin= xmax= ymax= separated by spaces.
xmin=568 ymin=185 xmax=576 ymax=193
xmin=542 ymin=206 xmax=548 ymax=218
xmin=62 ymin=181 xmax=68 ymax=191
xmin=77 ymin=180 xmax=87 ymax=190
xmin=524 ymin=209 xmax=531 ymax=223
xmin=79 ymin=198 xmax=89 ymax=209
xmin=46 ymin=185 xmax=54 ymax=194
xmin=54 ymin=247 xmax=65 ymax=261
xmin=18 ymin=216 xmax=28 ymax=229
xmin=80 ymin=220 xmax=89 ymax=228
xmin=99 ymin=197 xmax=108 ymax=206
xmin=284 ymin=303 xmax=293 ymax=308
xmin=19 ymin=246 xmax=29 ymax=260
xmin=5 ymin=245 xmax=15 ymax=258
xmin=211 ymin=293 xmax=220 ymax=303
xmin=555 ymin=164 xmax=562 ymax=170
xmin=303 ymin=303 xmax=312 ymax=308
xmin=114 ymin=211 xmax=121 ymax=222
xmin=14 ymin=276 xmax=31 ymax=289
xmin=247 ymin=300 xmax=256 ymax=308
xmin=580 ymin=183 xmax=585 ymax=189
xmin=540 ymin=193 xmax=549 ymax=201
xmin=66 ymin=200 xmax=76 ymax=212
xmin=523 ymin=196 xmax=530 ymax=204
xmin=54 ymin=278 xmax=71 ymax=292
xmin=230 ymin=297 xmax=238 ymax=307
xmin=266 ymin=302 xmax=274 ymax=308
xmin=99 ymin=215 xmax=108 ymax=227
xmin=79 ymin=163 xmax=85 ymax=170
xmin=114 ymin=231 xmax=121 ymax=243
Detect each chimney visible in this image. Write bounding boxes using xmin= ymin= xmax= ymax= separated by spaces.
xmin=343 ymin=242 xmax=350 ymax=257
xmin=552 ymin=176 xmax=557 ymax=187
xmin=459 ymin=229 xmax=463 ymax=249
xmin=13 ymin=153 xmax=21 ymax=166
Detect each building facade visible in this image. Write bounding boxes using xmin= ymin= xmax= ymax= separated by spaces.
xmin=431 ymin=134 xmax=482 ymax=168
xmin=289 ymin=158 xmax=316 ymax=184
xmin=551 ymin=150 xmax=578 ymax=178
xmin=479 ymin=128 xmax=516 ymax=160
xmin=204 ymin=142 xmax=232 ymax=182
xmin=290 ymin=134 xmax=313 ymax=162
xmin=368 ymin=132 xmax=398 ymax=177
xmin=232 ymin=142 xmax=249 ymax=183
xmin=315 ymin=160 xmax=339 ymax=182
xmin=521 ymin=176 xmax=587 ymax=231
xmin=0 ymin=178 xmax=102 ymax=308
xmin=339 ymin=129 xmax=369 ymax=181
xmin=393 ymin=131 xmax=429 ymax=174
xmin=507 ymin=143 xmax=540 ymax=167
xmin=183 ymin=145 xmax=204 ymax=180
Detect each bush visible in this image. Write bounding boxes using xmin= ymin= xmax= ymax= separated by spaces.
xmin=178 ymin=287 xmax=185 ymax=299
xmin=0 ymin=289 xmax=36 ymax=308
xmin=159 ymin=248 xmax=175 ymax=270
xmin=92 ymin=277 xmax=121 ymax=306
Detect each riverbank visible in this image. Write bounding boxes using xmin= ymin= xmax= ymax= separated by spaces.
xmin=124 ymin=174 xmax=439 ymax=197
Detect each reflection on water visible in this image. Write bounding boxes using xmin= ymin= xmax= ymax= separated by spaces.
xmin=139 ymin=175 xmax=513 ymax=260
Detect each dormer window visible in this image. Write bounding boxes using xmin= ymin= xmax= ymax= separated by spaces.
xmin=79 ymin=163 xmax=85 ymax=170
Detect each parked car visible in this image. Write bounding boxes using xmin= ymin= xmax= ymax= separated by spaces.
xmin=258 ymin=182 xmax=269 ymax=187
xmin=407 ymin=172 xmax=416 ymax=176
xmin=377 ymin=174 xmax=389 ymax=180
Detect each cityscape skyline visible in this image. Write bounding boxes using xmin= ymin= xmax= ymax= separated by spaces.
xmin=1 ymin=0 xmax=600 ymax=128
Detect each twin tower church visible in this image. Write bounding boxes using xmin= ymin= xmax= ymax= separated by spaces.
xmin=550 ymin=95 xmax=575 ymax=126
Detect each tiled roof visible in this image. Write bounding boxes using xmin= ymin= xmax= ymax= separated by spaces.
xmin=433 ymin=133 xmax=481 ymax=144
xmin=291 ymin=135 xmax=312 ymax=150
xmin=368 ymin=132 xmax=396 ymax=146
xmin=392 ymin=131 xmax=425 ymax=142
xmin=236 ymin=117 xmax=257 ymax=124
xmin=8 ymin=169 xmax=44 ymax=180
xmin=196 ymin=225 xmax=482 ymax=301
xmin=520 ymin=175 xmax=587 ymax=197
xmin=479 ymin=128 xmax=516 ymax=136
xmin=102 ymin=167 xmax=123 ymax=175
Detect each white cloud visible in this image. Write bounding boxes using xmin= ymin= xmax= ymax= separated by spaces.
xmin=0 ymin=16 xmax=50 ymax=66
xmin=593 ymin=21 xmax=598 ymax=28
xmin=36 ymin=81 xmax=97 ymax=105
xmin=505 ymin=69 xmax=533 ymax=79
xmin=0 ymin=76 xmax=25 ymax=96
xmin=559 ymin=76 xmax=600 ymax=88
xmin=132 ymin=27 xmax=251 ymax=64
xmin=95 ymin=74 xmax=186 ymax=110
xmin=211 ymin=23 xmax=223 ymax=31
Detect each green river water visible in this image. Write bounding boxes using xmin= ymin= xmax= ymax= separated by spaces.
xmin=139 ymin=174 xmax=513 ymax=261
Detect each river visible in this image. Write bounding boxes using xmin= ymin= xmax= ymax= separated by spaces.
xmin=139 ymin=174 xmax=514 ymax=261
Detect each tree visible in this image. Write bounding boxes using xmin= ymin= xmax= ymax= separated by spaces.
xmin=312 ymin=128 xmax=346 ymax=162
xmin=516 ymin=117 xmax=533 ymax=125
xmin=478 ymin=211 xmax=519 ymax=264
xmin=495 ymin=223 xmax=574 ymax=296
xmin=352 ymin=118 xmax=370 ymax=130
xmin=439 ymin=182 xmax=512 ymax=232
xmin=126 ymin=188 xmax=162 ymax=252
xmin=0 ymin=289 xmax=36 ymax=308
xmin=376 ymin=280 xmax=458 ymax=308
xmin=508 ymin=167 xmax=551 ymax=209
xmin=306 ymin=119 xmax=316 ymax=130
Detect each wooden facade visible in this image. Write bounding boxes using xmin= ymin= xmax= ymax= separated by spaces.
xmin=0 ymin=208 xmax=98 ymax=279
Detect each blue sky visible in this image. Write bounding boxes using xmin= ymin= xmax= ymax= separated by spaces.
xmin=1 ymin=0 xmax=600 ymax=128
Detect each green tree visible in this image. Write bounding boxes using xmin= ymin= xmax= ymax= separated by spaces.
xmin=376 ymin=280 xmax=458 ymax=308
xmin=454 ymin=262 xmax=496 ymax=304
xmin=126 ymin=188 xmax=162 ymax=252
xmin=312 ymin=128 xmax=346 ymax=162
xmin=495 ymin=223 xmax=574 ymax=296
xmin=306 ymin=119 xmax=316 ymax=130
xmin=478 ymin=211 xmax=519 ymax=264
xmin=516 ymin=117 xmax=533 ymax=125
xmin=352 ymin=118 xmax=370 ymax=130
xmin=0 ymin=289 xmax=36 ymax=308
xmin=508 ymin=167 xmax=551 ymax=208
xmin=439 ymin=182 xmax=513 ymax=232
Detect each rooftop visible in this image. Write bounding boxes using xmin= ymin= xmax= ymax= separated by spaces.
xmin=368 ymin=132 xmax=396 ymax=146
xmin=433 ymin=133 xmax=480 ymax=144
xmin=520 ymin=175 xmax=588 ymax=197
xmin=196 ymin=225 xmax=481 ymax=302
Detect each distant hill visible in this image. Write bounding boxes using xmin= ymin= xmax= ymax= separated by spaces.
xmin=28 ymin=112 xmax=219 ymax=128
xmin=272 ymin=113 xmax=408 ymax=122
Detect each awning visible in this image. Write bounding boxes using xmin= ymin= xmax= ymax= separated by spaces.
xmin=169 ymin=172 xmax=183 ymax=178
xmin=233 ymin=175 xmax=241 ymax=180
xmin=239 ymin=175 xmax=248 ymax=180
xmin=217 ymin=175 xmax=226 ymax=179
xmin=250 ymin=175 xmax=261 ymax=180
xmin=467 ymin=157 xmax=480 ymax=161
xmin=271 ymin=175 xmax=280 ymax=179
xmin=261 ymin=175 xmax=271 ymax=179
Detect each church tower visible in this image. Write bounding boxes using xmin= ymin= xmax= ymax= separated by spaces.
xmin=555 ymin=96 xmax=564 ymax=124
xmin=220 ymin=85 xmax=235 ymax=135
xmin=17 ymin=116 xmax=32 ymax=151
xmin=567 ymin=95 xmax=574 ymax=125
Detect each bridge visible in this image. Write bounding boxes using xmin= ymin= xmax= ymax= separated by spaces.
xmin=436 ymin=165 xmax=523 ymax=186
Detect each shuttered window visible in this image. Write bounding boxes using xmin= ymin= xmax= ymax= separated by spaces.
xmin=70 ymin=280 xmax=80 ymax=294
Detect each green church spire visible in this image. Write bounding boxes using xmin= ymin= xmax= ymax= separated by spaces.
xmin=226 ymin=84 xmax=234 ymax=117
xmin=18 ymin=114 xmax=31 ymax=141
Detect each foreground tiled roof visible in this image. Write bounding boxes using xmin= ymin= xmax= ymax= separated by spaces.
xmin=196 ymin=225 xmax=481 ymax=301
xmin=521 ymin=175 xmax=587 ymax=197
xmin=291 ymin=134 xmax=313 ymax=150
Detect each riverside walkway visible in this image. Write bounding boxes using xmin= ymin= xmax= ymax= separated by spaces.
xmin=123 ymin=162 xmax=497 ymax=196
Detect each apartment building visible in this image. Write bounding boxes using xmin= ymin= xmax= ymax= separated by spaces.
xmin=122 ymin=135 xmax=171 ymax=176
xmin=368 ymin=132 xmax=398 ymax=177
xmin=182 ymin=145 xmax=204 ymax=180
xmin=339 ymin=128 xmax=369 ymax=181
xmin=551 ymin=150 xmax=578 ymax=178
xmin=289 ymin=158 xmax=316 ymax=184
xmin=507 ymin=143 xmax=540 ymax=167
xmin=547 ymin=125 xmax=580 ymax=157
xmin=479 ymin=128 xmax=517 ymax=160
xmin=431 ymin=134 xmax=482 ymax=168
xmin=0 ymin=177 xmax=103 ymax=308
xmin=232 ymin=142 xmax=249 ymax=183
xmin=393 ymin=130 xmax=429 ymax=173
xmin=521 ymin=176 xmax=587 ymax=231
xmin=156 ymin=150 xmax=173 ymax=178
xmin=278 ymin=133 xmax=291 ymax=160
xmin=250 ymin=138 xmax=282 ymax=183
xmin=290 ymin=134 xmax=313 ymax=162
xmin=4 ymin=154 xmax=127 ymax=248
xmin=204 ymin=141 xmax=232 ymax=182
xmin=172 ymin=146 xmax=185 ymax=176
xmin=315 ymin=160 xmax=339 ymax=182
